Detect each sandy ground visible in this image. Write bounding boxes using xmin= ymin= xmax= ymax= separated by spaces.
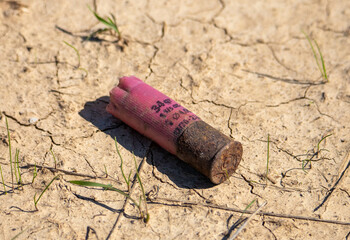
xmin=0 ymin=0 xmax=350 ymax=239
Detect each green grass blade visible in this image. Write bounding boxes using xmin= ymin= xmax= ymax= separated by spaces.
xmin=127 ymin=170 xmax=132 ymax=184
xmin=78 ymin=67 xmax=89 ymax=78
xmin=244 ymin=199 xmax=255 ymax=212
xmin=107 ymin=16 xmax=119 ymax=33
xmin=104 ymin=164 xmax=108 ymax=178
xmin=144 ymin=212 xmax=150 ymax=223
xmin=266 ymin=134 xmax=270 ymax=180
xmin=133 ymin=155 xmax=145 ymax=200
xmin=223 ymin=168 xmax=230 ymax=183
xmin=109 ymin=13 xmax=121 ymax=38
xmin=238 ymin=199 xmax=256 ymax=219
xmin=69 ymin=180 xmax=128 ymax=198
xmin=230 ymin=202 xmax=266 ymax=239
xmin=63 ymin=41 xmax=80 ymax=68
xmin=114 ymin=137 xmax=130 ymax=189
xmin=87 ymin=5 xmax=121 ymax=38
xmin=16 ymin=149 xmax=22 ymax=188
xmin=0 ymin=164 xmax=6 ymax=194
xmin=317 ymin=134 xmax=332 ymax=154
xmin=69 ymin=180 xmax=138 ymax=206
xmin=32 ymin=164 xmax=37 ymax=184
xmin=133 ymin=153 xmax=149 ymax=222
xmin=14 ymin=149 xmax=19 ymax=184
xmin=110 ymin=13 xmax=116 ymax=25
xmin=302 ymin=159 xmax=310 ymax=172
xmin=50 ymin=149 xmax=57 ymax=169
xmin=5 ymin=117 xmax=14 ymax=192
xmin=11 ymin=228 xmax=27 ymax=240
xmin=34 ymin=175 xmax=60 ymax=210
xmin=138 ymin=195 xmax=142 ymax=207
xmin=302 ymin=31 xmax=322 ymax=74
xmin=302 ymin=30 xmax=328 ymax=82
xmin=314 ymin=40 xmax=328 ymax=81
xmin=88 ymin=6 xmax=115 ymax=29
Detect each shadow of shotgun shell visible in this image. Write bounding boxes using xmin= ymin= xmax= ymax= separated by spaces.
xmin=107 ymin=76 xmax=242 ymax=184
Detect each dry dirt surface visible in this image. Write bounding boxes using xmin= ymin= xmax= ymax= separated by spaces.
xmin=1 ymin=0 xmax=350 ymax=239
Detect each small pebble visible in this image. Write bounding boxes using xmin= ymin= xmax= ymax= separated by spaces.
xmin=29 ymin=117 xmax=38 ymax=124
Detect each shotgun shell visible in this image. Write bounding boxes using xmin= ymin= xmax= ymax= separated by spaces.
xmin=106 ymin=76 xmax=242 ymax=184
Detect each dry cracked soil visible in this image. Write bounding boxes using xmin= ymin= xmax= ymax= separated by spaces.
xmin=0 ymin=0 xmax=350 ymax=239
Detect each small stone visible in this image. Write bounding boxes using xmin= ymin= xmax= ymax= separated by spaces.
xmin=29 ymin=117 xmax=38 ymax=124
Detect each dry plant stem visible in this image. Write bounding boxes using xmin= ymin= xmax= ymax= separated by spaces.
xmin=5 ymin=117 xmax=14 ymax=192
xmin=229 ymin=201 xmax=267 ymax=240
xmin=150 ymin=197 xmax=350 ymax=226
xmin=25 ymin=163 xmax=104 ymax=179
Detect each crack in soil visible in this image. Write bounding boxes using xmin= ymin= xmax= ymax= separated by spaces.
xmin=262 ymin=218 xmax=278 ymax=240
xmin=240 ymin=173 xmax=263 ymax=198
xmin=346 ymin=231 xmax=350 ymax=240
xmin=192 ymin=99 xmax=234 ymax=110
xmin=339 ymin=188 xmax=350 ymax=198
xmin=265 ymin=97 xmax=307 ymax=108
xmin=145 ymin=45 xmax=159 ymax=81
xmin=211 ymin=0 xmax=235 ymax=43
xmin=227 ymin=108 xmax=233 ymax=138
xmin=191 ymin=188 xmax=209 ymax=202
xmin=2 ymin=111 xmax=58 ymax=148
